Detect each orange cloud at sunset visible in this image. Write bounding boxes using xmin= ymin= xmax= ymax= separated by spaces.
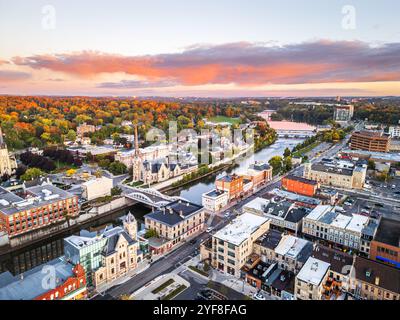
xmin=1 ymin=40 xmax=400 ymax=96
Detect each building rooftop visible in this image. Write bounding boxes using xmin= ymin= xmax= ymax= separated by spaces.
xmin=284 ymin=174 xmax=318 ymax=185
xmin=306 ymin=205 xmax=371 ymax=234
xmin=342 ymin=149 xmax=400 ymax=163
xmin=216 ymin=174 xmax=241 ymax=183
xmin=145 ymin=199 xmax=203 ymax=227
xmin=374 ymin=218 xmax=400 ymax=247
xmin=249 ymin=162 xmax=271 ymax=172
xmin=203 ymin=189 xmax=227 ymax=198
xmin=266 ymin=121 xmax=316 ymax=132
xmin=256 ymin=229 xmax=283 ymax=250
xmin=274 ymin=235 xmax=312 ymax=263
xmin=352 ymin=130 xmax=389 ymax=138
xmin=0 ymin=258 xmax=77 ymax=300
xmin=312 ymin=245 xmax=353 ymax=276
xmin=243 ymin=197 xmax=270 ymax=212
xmin=0 ymin=184 xmax=75 ymax=216
xmin=213 ymin=212 xmax=269 ymax=246
xmin=297 ymin=257 xmax=330 ymax=286
xmin=267 ymin=188 xmax=322 ymax=206
xmin=354 ymin=256 xmax=400 ymax=294
xmin=310 ymin=163 xmax=353 ymax=176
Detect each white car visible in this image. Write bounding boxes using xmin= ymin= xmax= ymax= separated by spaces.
xmin=206 ymin=227 xmax=213 ymax=233
xmin=253 ymin=292 xmax=266 ymax=301
xmin=223 ymin=212 xmax=230 ymax=218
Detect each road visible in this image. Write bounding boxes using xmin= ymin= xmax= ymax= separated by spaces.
xmin=93 ymin=127 xmax=357 ymax=300
xmin=93 ymin=233 xmax=210 ymax=300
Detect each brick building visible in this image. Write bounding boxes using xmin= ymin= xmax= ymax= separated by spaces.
xmin=369 ymin=218 xmax=400 ymax=268
xmin=0 ymin=259 xmax=87 ymax=300
xmin=282 ymin=175 xmax=319 ymax=197
xmin=215 ymin=174 xmax=244 ymax=200
xmin=350 ymin=131 xmax=391 ymax=152
xmin=0 ymin=184 xmax=79 ymax=237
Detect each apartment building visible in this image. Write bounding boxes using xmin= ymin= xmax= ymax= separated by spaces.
xmin=253 ymin=229 xmax=313 ymax=273
xmin=206 ymin=212 xmax=270 ymax=277
xmin=304 ymin=162 xmax=366 ymax=189
xmin=0 ymin=184 xmax=79 ymax=237
xmin=369 ymin=218 xmax=400 ymax=268
xmin=302 ymin=205 xmax=378 ymax=254
xmin=144 ymin=200 xmax=205 ymax=254
xmin=215 ymin=174 xmax=244 ymax=201
xmin=295 ymin=257 xmax=330 ymax=300
xmin=350 ymin=131 xmax=391 ymax=152
xmin=350 ymin=256 xmax=400 ymax=300
xmin=334 ymin=105 xmax=354 ymax=122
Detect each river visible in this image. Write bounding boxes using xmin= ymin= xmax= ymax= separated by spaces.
xmin=175 ymin=138 xmax=304 ymax=204
xmin=0 ymin=138 xmax=303 ymax=276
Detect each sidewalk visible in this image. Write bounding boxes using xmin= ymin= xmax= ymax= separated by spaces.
xmin=209 ymin=269 xmax=278 ymax=300
xmin=131 ymin=273 xmax=190 ymax=300
xmin=91 ymin=260 xmax=150 ymax=298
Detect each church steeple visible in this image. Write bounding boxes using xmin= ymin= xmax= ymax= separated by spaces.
xmin=0 ymin=126 xmax=4 ymax=146
xmin=123 ymin=211 xmax=137 ymax=240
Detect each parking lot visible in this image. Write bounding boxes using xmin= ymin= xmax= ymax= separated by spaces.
xmin=341 ymin=194 xmax=400 ymax=221
xmin=366 ymin=176 xmax=400 ymax=199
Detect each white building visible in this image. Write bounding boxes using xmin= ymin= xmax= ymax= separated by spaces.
xmin=302 ymin=205 xmax=378 ymax=254
xmin=389 ymin=126 xmax=400 ymax=138
xmin=211 ymin=212 xmax=270 ymax=277
xmin=82 ymin=176 xmax=113 ymax=201
xmin=202 ymin=189 xmax=229 ymax=212
xmin=242 ymin=197 xmax=309 ymax=234
xmin=295 ymin=257 xmax=330 ymax=300
xmin=115 ymin=144 xmax=170 ymax=169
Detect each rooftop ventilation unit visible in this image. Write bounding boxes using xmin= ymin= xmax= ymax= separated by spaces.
xmin=0 ymin=199 xmax=9 ymax=206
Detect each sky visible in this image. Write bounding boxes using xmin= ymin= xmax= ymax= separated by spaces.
xmin=0 ymin=0 xmax=399 ymax=97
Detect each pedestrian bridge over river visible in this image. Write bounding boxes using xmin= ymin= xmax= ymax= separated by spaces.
xmin=123 ymin=186 xmax=185 ymax=208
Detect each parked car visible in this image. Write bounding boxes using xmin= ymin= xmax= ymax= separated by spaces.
xmin=206 ymin=227 xmax=213 ymax=233
xmin=253 ymin=292 xmax=266 ymax=301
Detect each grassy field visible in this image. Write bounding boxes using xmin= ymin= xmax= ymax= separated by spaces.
xmin=208 ymin=116 xmax=241 ymax=125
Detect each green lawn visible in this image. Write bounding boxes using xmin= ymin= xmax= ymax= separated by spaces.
xmin=208 ymin=116 xmax=241 ymax=125
xmin=162 ymin=285 xmax=187 ymax=300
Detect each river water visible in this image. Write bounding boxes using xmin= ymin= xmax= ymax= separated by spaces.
xmin=175 ymin=138 xmax=304 ymax=204
xmin=0 ymin=138 xmax=303 ymax=276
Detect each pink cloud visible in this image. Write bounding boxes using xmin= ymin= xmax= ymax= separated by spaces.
xmin=11 ymin=40 xmax=400 ymax=87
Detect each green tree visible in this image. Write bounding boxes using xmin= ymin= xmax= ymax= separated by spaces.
xmin=144 ymin=229 xmax=158 ymax=239
xmin=283 ymin=147 xmax=291 ymax=158
xmin=21 ymin=168 xmax=45 ymax=181
xmin=269 ymin=156 xmax=283 ymax=175
xmin=111 ymin=186 xmax=122 ymax=196
xmin=66 ymin=129 xmax=77 ymax=141
xmin=108 ymin=161 xmax=127 ymax=175
xmin=367 ymin=160 xmax=376 ymax=170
